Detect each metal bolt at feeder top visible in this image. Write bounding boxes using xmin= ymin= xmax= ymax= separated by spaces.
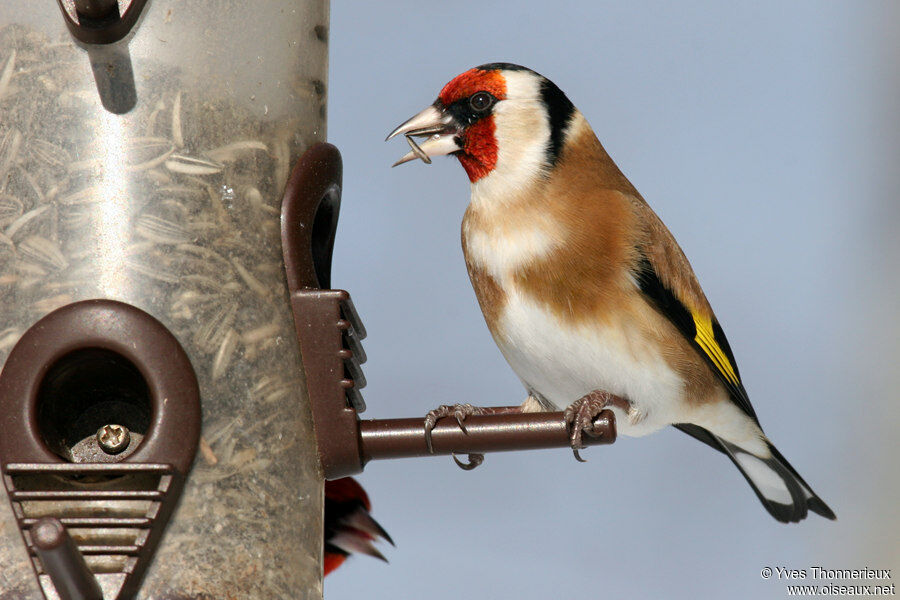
xmin=96 ymin=424 xmax=130 ymax=455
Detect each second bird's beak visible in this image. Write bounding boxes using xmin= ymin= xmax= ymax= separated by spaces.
xmin=386 ymin=104 xmax=462 ymax=167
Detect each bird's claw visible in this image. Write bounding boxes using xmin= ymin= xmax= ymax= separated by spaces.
xmin=564 ymin=391 xmax=617 ymax=462
xmin=424 ymin=403 xmax=488 ymax=454
xmin=452 ymin=452 xmax=484 ymax=471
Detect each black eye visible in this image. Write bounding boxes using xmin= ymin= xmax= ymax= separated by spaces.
xmin=469 ymin=92 xmax=494 ymax=112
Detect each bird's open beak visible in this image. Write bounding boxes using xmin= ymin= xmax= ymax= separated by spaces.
xmin=386 ymin=104 xmax=461 ymax=167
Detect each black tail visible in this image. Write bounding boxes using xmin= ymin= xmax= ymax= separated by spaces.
xmin=675 ymin=424 xmax=836 ymax=523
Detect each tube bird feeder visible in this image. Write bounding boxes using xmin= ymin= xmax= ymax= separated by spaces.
xmin=0 ymin=1 xmax=328 ymax=598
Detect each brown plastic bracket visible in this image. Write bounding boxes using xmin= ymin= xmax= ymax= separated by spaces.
xmin=55 ymin=0 xmax=149 ymax=45
xmin=0 ymin=299 xmax=201 ymax=600
xmin=282 ymin=143 xmax=615 ymax=480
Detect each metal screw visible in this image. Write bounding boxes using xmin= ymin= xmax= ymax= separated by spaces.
xmin=96 ymin=424 xmax=130 ymax=455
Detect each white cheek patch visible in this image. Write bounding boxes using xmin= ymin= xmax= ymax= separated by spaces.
xmin=495 ymin=101 xmax=548 ymax=169
xmin=501 ymin=70 xmax=544 ymax=101
xmin=470 ymin=71 xmax=551 ymax=203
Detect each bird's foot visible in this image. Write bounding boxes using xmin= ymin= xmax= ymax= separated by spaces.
xmin=564 ymin=390 xmax=623 ymax=462
xmin=424 ymin=404 xmax=489 ymax=452
xmin=424 ymin=403 xmax=490 ymax=470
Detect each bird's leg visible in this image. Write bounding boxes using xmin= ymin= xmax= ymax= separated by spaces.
xmin=564 ymin=390 xmax=629 ymax=462
xmin=424 ymin=403 xmax=525 ymax=470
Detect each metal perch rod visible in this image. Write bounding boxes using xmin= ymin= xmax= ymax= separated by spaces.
xmin=359 ymin=410 xmax=616 ymax=463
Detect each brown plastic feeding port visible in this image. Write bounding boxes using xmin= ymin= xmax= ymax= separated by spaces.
xmin=0 ymin=300 xmax=201 ymax=600
xmin=37 ymin=349 xmax=152 ymax=464
xmin=281 ymin=143 xmax=616 ymax=480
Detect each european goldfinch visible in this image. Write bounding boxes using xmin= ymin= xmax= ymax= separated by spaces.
xmin=324 ymin=478 xmax=394 ymax=576
xmin=387 ymin=63 xmax=835 ymax=524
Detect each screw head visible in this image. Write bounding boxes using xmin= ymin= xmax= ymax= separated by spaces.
xmin=96 ymin=424 xmax=130 ymax=455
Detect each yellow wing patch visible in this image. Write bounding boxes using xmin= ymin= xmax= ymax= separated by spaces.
xmin=692 ymin=312 xmax=740 ymax=386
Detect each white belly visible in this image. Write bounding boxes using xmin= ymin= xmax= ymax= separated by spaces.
xmin=493 ymin=288 xmax=687 ymax=437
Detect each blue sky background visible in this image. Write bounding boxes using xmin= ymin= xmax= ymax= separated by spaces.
xmin=326 ymin=3 xmax=899 ymax=598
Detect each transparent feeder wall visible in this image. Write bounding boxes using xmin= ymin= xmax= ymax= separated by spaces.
xmin=0 ymin=2 xmax=328 ymax=599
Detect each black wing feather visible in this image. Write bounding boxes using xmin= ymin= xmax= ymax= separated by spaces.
xmin=633 ymin=255 xmax=758 ymax=424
